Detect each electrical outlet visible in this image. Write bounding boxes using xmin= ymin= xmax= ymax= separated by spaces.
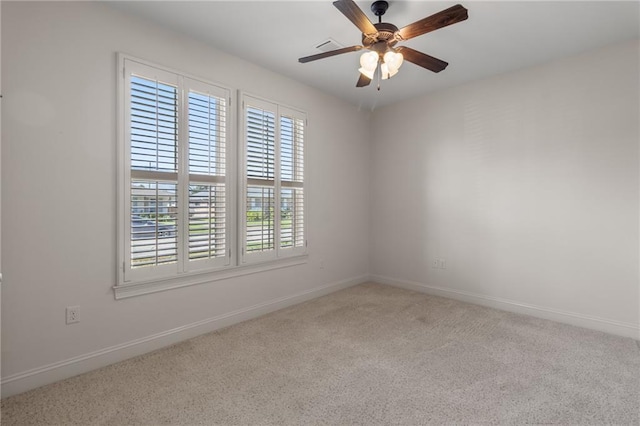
xmin=66 ymin=306 xmax=80 ymax=324
xmin=439 ymin=259 xmax=447 ymax=269
xmin=432 ymin=259 xmax=439 ymax=268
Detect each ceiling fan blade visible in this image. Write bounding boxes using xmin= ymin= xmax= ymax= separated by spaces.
xmin=333 ymin=0 xmax=378 ymax=36
xmin=298 ymin=45 xmax=364 ymax=63
xmin=396 ymin=46 xmax=448 ymax=73
xmin=397 ymin=4 xmax=468 ymax=41
xmin=356 ymin=73 xmax=371 ymax=87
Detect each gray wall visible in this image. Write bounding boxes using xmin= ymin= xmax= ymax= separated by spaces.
xmin=370 ymin=39 xmax=639 ymax=337
xmin=1 ymin=1 xmax=371 ymax=395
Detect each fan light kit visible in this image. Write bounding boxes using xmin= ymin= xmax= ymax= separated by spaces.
xmin=299 ymin=0 xmax=469 ymax=90
xmin=359 ymin=50 xmax=403 ymax=80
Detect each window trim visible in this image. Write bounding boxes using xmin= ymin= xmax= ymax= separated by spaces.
xmin=115 ymin=54 xmax=307 ymax=299
xmin=113 ymin=255 xmax=307 ymax=300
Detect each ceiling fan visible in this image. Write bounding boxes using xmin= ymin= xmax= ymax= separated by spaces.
xmin=299 ymin=0 xmax=468 ymax=88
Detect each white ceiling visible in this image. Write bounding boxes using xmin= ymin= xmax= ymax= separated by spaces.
xmin=111 ymin=1 xmax=639 ymax=110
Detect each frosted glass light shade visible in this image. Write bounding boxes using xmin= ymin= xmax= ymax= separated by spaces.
xmin=359 ymin=51 xmax=379 ymax=80
xmin=381 ymin=63 xmax=390 ymax=80
xmin=379 ymin=51 xmax=403 ymax=80
xmin=358 ymin=66 xmax=375 ymax=79
xmin=381 ymin=64 xmax=399 ymax=80
xmin=383 ymin=51 xmax=404 ymax=74
xmin=359 ymin=51 xmax=378 ymax=71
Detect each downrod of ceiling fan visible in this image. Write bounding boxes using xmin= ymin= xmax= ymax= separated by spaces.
xmin=370 ymin=0 xmax=389 ymax=24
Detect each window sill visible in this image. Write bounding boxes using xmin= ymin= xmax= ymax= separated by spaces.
xmin=113 ymin=255 xmax=308 ymax=299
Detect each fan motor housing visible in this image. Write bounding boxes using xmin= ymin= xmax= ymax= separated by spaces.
xmin=362 ymin=22 xmax=399 ymax=47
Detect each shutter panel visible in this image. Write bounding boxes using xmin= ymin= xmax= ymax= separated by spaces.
xmin=130 ymin=76 xmax=178 ymax=172
xmin=130 ymin=181 xmax=178 ymax=268
xmin=127 ymin=70 xmax=179 ymax=279
xmin=186 ymin=81 xmax=230 ymax=269
xmin=188 ymin=184 xmax=226 ymax=259
xmin=246 ymin=107 xmax=275 ymax=181
xmin=246 ymin=186 xmax=275 ymax=253
xmin=244 ymin=102 xmax=277 ymax=260
xmin=188 ymin=91 xmax=226 ymax=176
xmin=280 ymin=112 xmax=305 ymax=253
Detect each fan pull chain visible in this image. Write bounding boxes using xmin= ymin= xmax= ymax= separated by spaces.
xmin=377 ymin=63 xmax=381 ymax=91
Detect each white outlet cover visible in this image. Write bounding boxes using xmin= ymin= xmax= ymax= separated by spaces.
xmin=66 ymin=306 xmax=80 ymax=324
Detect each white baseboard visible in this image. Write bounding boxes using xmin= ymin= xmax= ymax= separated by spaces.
xmin=371 ymin=274 xmax=640 ymax=340
xmin=1 ymin=275 xmax=368 ymax=398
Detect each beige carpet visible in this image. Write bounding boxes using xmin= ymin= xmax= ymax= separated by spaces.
xmin=2 ymin=282 xmax=639 ymax=425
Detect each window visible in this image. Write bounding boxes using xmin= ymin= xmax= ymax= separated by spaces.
xmin=241 ymin=95 xmax=306 ymax=264
xmin=119 ymin=57 xmax=232 ymax=285
xmin=117 ymin=56 xmax=306 ymax=295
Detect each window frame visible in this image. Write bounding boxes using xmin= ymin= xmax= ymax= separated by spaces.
xmin=115 ymin=55 xmax=307 ymax=299
xmin=240 ymin=93 xmax=307 ymax=265
xmin=117 ymin=54 xmax=236 ymax=287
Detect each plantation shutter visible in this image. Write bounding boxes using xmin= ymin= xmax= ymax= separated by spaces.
xmin=243 ymin=98 xmax=277 ymax=262
xmin=185 ymin=78 xmax=231 ymax=271
xmin=121 ymin=58 xmax=232 ymax=285
xmin=279 ymin=108 xmax=305 ymax=255
xmin=242 ymin=95 xmax=306 ymax=264
xmin=125 ymin=62 xmax=180 ymax=282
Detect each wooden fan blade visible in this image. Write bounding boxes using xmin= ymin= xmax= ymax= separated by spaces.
xmin=397 ymin=4 xmax=468 ymax=41
xmin=396 ymin=46 xmax=448 ymax=73
xmin=356 ymin=73 xmax=371 ymax=87
xmin=298 ymin=45 xmax=364 ymax=63
xmin=333 ymin=0 xmax=377 ymax=36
